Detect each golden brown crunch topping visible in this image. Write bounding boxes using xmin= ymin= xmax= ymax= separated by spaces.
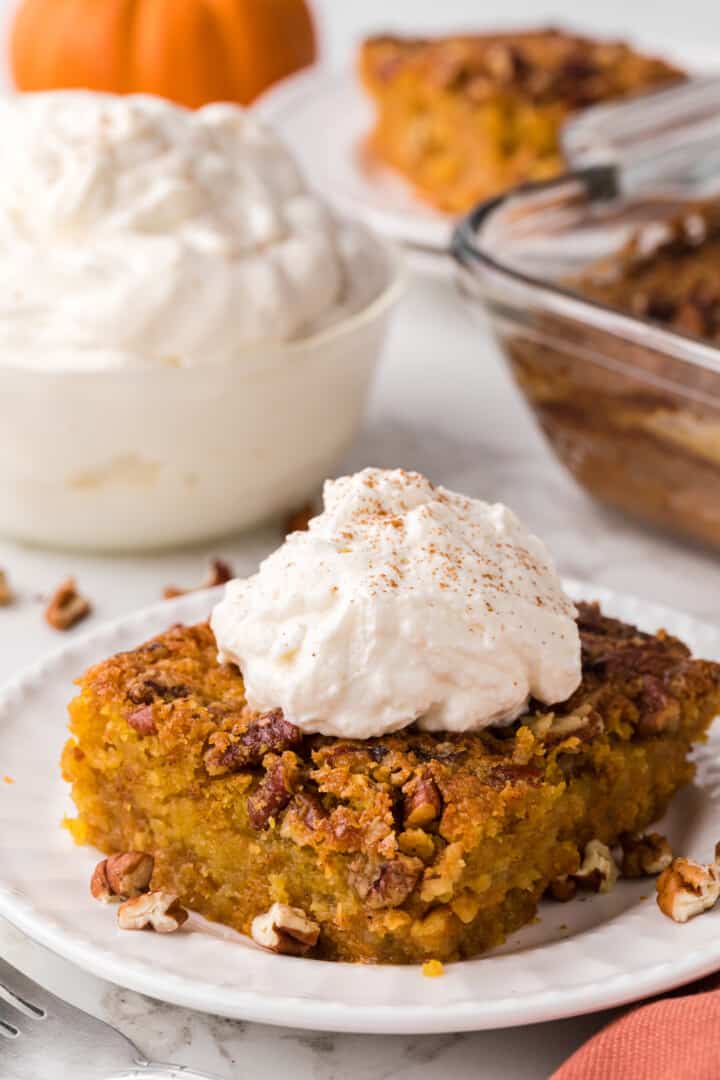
xmin=403 ymin=774 xmax=443 ymax=828
xmin=204 ymin=709 xmax=302 ymax=776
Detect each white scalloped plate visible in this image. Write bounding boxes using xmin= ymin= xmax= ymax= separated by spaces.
xmin=1 ymin=581 xmax=720 ymax=1034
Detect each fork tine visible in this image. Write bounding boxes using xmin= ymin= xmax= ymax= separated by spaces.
xmin=0 ymin=998 xmax=21 ymax=1038
xmin=0 ymin=957 xmax=53 ymax=1019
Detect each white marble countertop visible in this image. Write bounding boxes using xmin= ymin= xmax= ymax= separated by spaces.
xmin=2 ymin=2 xmax=720 ymax=1077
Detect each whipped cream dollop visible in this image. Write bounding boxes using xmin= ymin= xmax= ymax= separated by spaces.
xmin=211 ymin=468 xmax=582 ymax=738
xmin=0 ymin=91 xmax=383 ymax=370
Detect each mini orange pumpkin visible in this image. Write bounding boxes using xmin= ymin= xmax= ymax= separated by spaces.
xmin=11 ymin=0 xmax=317 ymax=108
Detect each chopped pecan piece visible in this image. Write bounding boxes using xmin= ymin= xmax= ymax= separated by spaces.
xmin=250 ymin=902 xmax=320 ymax=956
xmin=90 ymin=860 xmax=114 ymax=903
xmin=0 ymin=570 xmax=14 ymax=607
xmin=403 ymin=774 xmax=442 ymax=828
xmin=204 ymin=709 xmax=302 ymax=775
xmin=620 ymin=832 xmax=673 ymax=878
xmin=573 ymin=840 xmax=619 ymax=894
xmin=280 ymin=792 xmax=328 ymax=848
xmin=91 ymin=852 xmax=154 ymax=902
xmin=547 ymin=876 xmax=577 ymax=902
xmin=127 ymin=675 xmax=189 ymax=705
xmin=117 ymin=891 xmax=188 ymax=933
xmin=636 ymin=677 xmax=682 ymax=735
xmin=127 ymin=705 xmax=157 ymax=737
xmin=528 ymin=707 xmax=603 ymax=745
xmin=352 ymin=857 xmax=421 ymax=910
xmin=247 ymin=752 xmax=299 ymax=829
xmin=44 ymin=577 xmax=91 ymax=631
xmin=592 ymin=640 xmax=687 ymax=679
xmin=657 ymin=858 xmax=720 ymax=923
xmin=163 ymin=558 xmax=234 ymax=599
xmin=487 ymin=762 xmax=542 ymax=789
xmin=107 ymin=852 xmax=153 ymax=897
xmin=290 ymin=792 xmax=327 ymax=829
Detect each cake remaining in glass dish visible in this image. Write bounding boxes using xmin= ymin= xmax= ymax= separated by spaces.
xmin=61 ymin=470 xmax=720 ymax=964
xmin=358 ymin=28 xmax=683 ymax=214
xmin=453 ymin=76 xmax=720 ymax=551
xmin=577 ymin=201 xmax=720 ymax=342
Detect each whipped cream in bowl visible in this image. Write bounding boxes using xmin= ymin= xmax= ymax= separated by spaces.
xmin=212 ymin=468 xmax=582 ymax=737
xmin=0 ymin=92 xmax=402 ymax=550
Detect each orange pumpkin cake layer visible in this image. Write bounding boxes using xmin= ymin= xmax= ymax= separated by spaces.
xmin=62 ymin=603 xmax=720 ymax=963
xmin=359 ymin=29 xmax=683 ymax=213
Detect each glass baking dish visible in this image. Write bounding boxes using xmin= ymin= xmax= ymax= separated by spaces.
xmin=452 ymin=77 xmax=720 ymax=549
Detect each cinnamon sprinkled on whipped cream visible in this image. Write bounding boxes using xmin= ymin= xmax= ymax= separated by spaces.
xmin=211 ymin=468 xmax=581 ymax=738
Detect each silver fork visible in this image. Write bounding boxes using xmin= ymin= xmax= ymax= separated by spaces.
xmin=0 ymin=957 xmax=222 ymax=1080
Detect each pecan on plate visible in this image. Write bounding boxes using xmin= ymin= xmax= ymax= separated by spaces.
xmin=573 ymin=840 xmax=619 ymax=894
xmin=117 ymin=891 xmax=188 ymax=933
xmin=251 ymin=902 xmax=319 ymax=956
xmin=91 ymin=852 xmax=154 ymax=903
xmin=657 ymin=858 xmax=720 ymax=923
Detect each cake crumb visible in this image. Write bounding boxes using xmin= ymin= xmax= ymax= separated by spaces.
xmin=163 ymin=559 xmax=233 ymax=599
xmin=422 ymin=959 xmax=444 ymax=978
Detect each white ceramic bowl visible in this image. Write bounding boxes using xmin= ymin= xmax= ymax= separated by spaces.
xmin=0 ymin=241 xmax=403 ymax=552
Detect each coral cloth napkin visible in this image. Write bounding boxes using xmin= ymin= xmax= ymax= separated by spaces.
xmin=551 ymin=974 xmax=720 ymax=1079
